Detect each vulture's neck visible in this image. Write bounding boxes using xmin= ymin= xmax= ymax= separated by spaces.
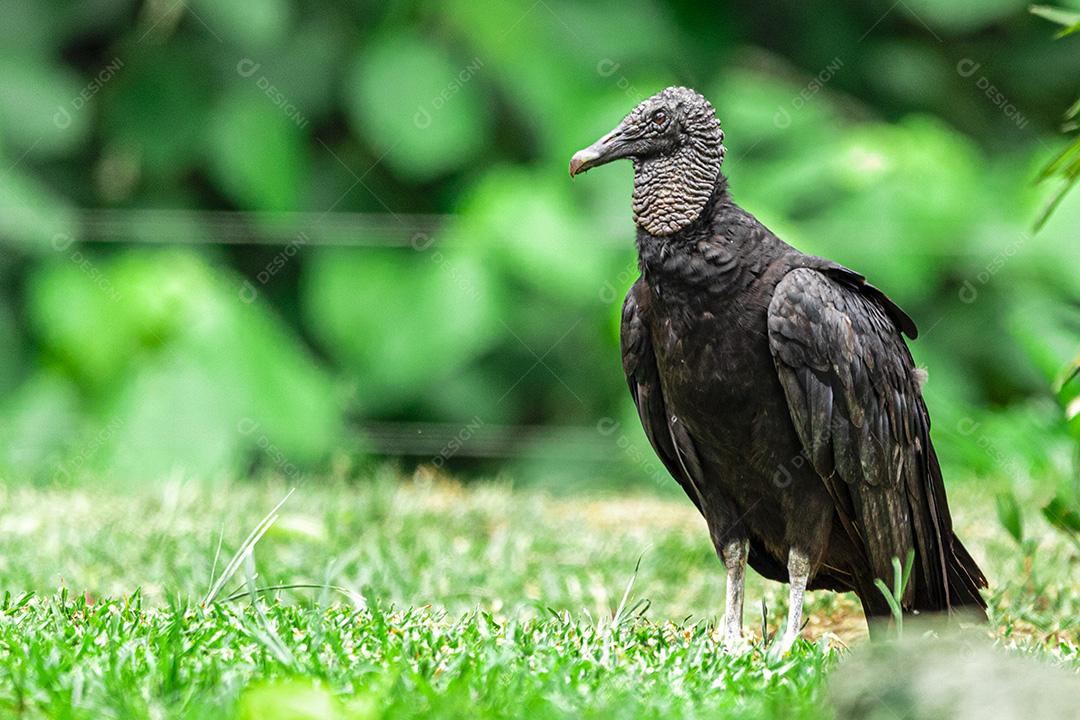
xmin=635 ymin=174 xmax=758 ymax=298
xmin=632 ymin=137 xmax=724 ymax=236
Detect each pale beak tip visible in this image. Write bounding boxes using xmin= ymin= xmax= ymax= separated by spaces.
xmin=568 ymin=149 xmax=598 ymax=178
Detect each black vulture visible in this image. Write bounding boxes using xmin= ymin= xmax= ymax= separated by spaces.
xmin=569 ymin=87 xmax=987 ymax=649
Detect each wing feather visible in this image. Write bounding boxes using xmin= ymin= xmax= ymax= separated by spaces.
xmin=621 ymin=281 xmax=705 ymax=513
xmin=767 ymin=267 xmax=984 ymax=612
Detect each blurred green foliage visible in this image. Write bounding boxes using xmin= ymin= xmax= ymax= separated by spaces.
xmin=0 ymin=0 xmax=1077 ymax=511
xmin=1031 ymin=5 xmax=1080 ymax=227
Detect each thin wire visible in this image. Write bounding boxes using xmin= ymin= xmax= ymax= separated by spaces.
xmin=50 ymin=207 xmax=1041 ymax=255
xmin=357 ymin=421 xmax=622 ymax=461
xmin=73 ymin=208 xmax=452 ymax=247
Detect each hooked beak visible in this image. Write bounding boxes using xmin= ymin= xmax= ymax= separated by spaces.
xmin=568 ymin=126 xmax=629 ymax=178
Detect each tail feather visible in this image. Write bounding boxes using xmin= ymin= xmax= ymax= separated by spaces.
xmin=858 ymin=534 xmax=988 ymax=636
xmin=910 ymin=432 xmax=989 ymax=620
xmin=942 ymin=534 xmax=988 ymax=619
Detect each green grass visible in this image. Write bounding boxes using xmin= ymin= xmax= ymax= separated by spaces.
xmin=0 ymin=471 xmax=1076 ymax=718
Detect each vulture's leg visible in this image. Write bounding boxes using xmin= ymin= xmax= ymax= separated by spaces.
xmin=720 ymin=537 xmax=748 ymax=651
xmin=778 ymin=547 xmax=810 ymax=653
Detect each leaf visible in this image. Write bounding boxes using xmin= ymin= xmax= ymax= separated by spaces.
xmin=206 ymin=91 xmax=307 ymax=211
xmin=1056 ymin=355 xmax=1080 ymax=392
xmin=890 ymin=0 xmax=1022 ymax=33
xmin=995 ymin=492 xmax=1025 ymax=544
xmin=450 ymin=166 xmax=613 ymax=303
xmin=187 ymin=0 xmax=290 ymax=48
xmin=225 ymin=295 xmax=344 ymax=466
xmin=1030 ymin=4 xmax=1080 ymax=29
xmin=1064 ymin=96 xmax=1080 ymax=122
xmin=0 ymin=299 xmax=21 ymax=394
xmin=44 ymin=248 xmax=346 ymax=480
xmin=0 ymin=57 xmax=88 ymax=157
xmin=873 ymin=578 xmax=903 ymax=629
xmin=0 ymin=169 xmax=78 ymax=251
xmin=874 ymin=550 xmax=915 ymax=637
xmin=26 ymin=257 xmax=136 ymax=387
xmin=110 ymin=248 xmax=342 ymax=469
xmin=344 ymin=33 xmax=487 ymax=180
xmin=0 ymin=374 xmax=80 ymax=478
xmin=236 ymin=680 xmax=343 ymax=720
xmin=1035 ymin=134 xmax=1080 ymax=183
xmin=302 ymin=247 xmax=501 ymax=413
xmin=1033 ymin=138 xmax=1080 ymax=230
xmin=103 ymin=354 xmax=244 ymax=481
xmin=102 ymin=45 xmax=214 ymax=179
xmin=1034 ymin=176 xmax=1080 ymax=231
xmin=1042 ymin=495 xmax=1080 ymax=535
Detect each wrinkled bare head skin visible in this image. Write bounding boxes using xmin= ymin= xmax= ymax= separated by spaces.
xmin=569 ymin=86 xmax=725 ymax=236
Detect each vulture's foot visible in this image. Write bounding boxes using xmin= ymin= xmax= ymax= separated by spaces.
xmin=720 ymin=537 xmax=748 ymax=652
xmin=776 ymin=547 xmax=811 ymax=654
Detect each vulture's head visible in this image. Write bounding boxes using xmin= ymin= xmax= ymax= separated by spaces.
xmin=569 ymin=86 xmax=725 ymax=236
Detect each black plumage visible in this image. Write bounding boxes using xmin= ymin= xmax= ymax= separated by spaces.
xmin=570 ymin=87 xmax=987 ymax=645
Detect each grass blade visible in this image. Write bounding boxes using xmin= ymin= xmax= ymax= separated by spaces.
xmin=204 ymin=488 xmax=295 ymax=604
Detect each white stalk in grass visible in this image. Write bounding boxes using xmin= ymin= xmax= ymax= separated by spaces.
xmin=601 ymin=556 xmax=645 ymax=668
xmin=204 ymin=488 xmax=295 ymax=604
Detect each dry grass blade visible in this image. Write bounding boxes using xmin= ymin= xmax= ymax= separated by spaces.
xmin=221 ymin=583 xmax=366 ymax=606
xmin=203 ymin=488 xmax=295 ymax=604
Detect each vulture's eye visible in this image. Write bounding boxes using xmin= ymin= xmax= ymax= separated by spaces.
xmin=651 ymin=110 xmax=668 ymax=127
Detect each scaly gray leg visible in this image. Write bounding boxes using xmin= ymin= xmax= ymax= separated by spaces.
xmin=721 ymin=537 xmax=748 ymax=651
xmin=778 ymin=547 xmax=810 ymax=653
